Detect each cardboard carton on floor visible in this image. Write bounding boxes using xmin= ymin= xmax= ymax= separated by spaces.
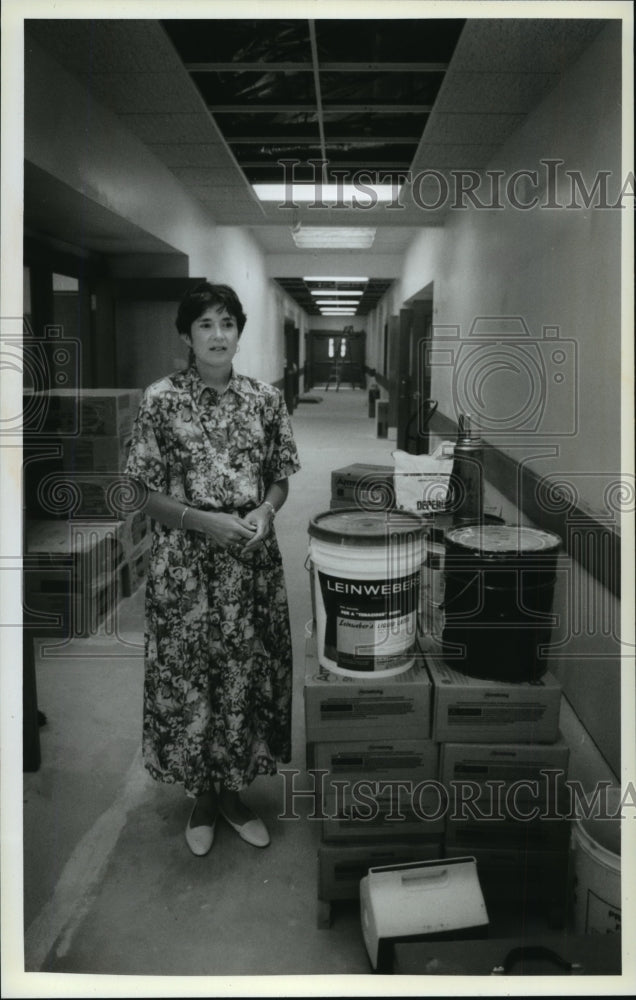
xmin=427 ymin=653 xmax=562 ymax=743
xmin=304 ymin=633 xmax=431 ymax=741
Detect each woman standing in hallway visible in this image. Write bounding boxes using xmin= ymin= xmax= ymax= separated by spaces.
xmin=125 ymin=281 xmax=300 ymax=855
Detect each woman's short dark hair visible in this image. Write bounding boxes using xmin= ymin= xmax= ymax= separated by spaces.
xmin=176 ymin=281 xmax=247 ymax=336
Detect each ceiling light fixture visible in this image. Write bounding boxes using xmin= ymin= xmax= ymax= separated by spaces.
xmin=320 ymin=308 xmax=356 ymax=315
xmin=310 ymin=289 xmax=363 ymax=296
xmin=304 ymin=276 xmax=369 ymax=283
xmin=316 ymin=300 xmax=360 ymax=307
xmin=253 ymin=183 xmax=400 ymax=204
xmin=292 ymin=228 xmax=376 ymax=249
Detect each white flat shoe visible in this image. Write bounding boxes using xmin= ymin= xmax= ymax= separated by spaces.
xmin=185 ymin=802 xmax=217 ymax=856
xmin=220 ymin=806 xmax=270 ymax=848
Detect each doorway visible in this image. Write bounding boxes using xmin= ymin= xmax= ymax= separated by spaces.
xmin=395 ymin=296 xmax=435 ymax=454
xmin=283 ymin=319 xmax=300 ymax=413
xmin=305 ymin=330 xmax=366 ymax=390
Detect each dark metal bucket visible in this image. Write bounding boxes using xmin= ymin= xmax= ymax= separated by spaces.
xmin=441 ymin=523 xmax=562 ymax=682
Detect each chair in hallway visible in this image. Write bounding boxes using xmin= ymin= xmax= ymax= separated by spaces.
xmin=324 ymin=360 xmax=362 ymax=391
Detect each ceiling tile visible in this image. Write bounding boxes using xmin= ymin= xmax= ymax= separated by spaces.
xmin=24 ymin=15 xmax=611 ymax=314
xmin=452 ymin=19 xmax=605 ymax=73
xmin=434 ymin=71 xmax=562 ymax=114
xmin=118 ymin=113 xmax=223 ymax=144
xmin=169 ymin=166 xmax=248 ymax=186
xmin=88 ymin=72 xmax=204 ymax=115
xmin=145 ymin=143 xmax=226 ymax=167
xmin=415 ymin=143 xmax=502 ymax=169
xmin=421 ymin=112 xmax=527 ymax=146
xmin=26 ymin=19 xmax=184 ymax=75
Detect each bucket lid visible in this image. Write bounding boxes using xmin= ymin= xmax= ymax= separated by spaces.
xmin=308 ymin=508 xmax=425 ymax=546
xmin=446 ymin=523 xmax=561 ymax=555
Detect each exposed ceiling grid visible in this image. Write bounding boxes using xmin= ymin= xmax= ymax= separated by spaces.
xmin=162 ymin=18 xmax=464 ymax=187
xmin=24 ymin=17 xmax=607 ymax=316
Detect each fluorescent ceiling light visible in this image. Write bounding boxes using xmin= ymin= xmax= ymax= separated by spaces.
xmin=310 ymin=289 xmax=363 ymax=296
xmin=253 ymin=183 xmax=400 ymax=204
xmin=316 ymin=300 xmax=360 ymax=306
xmin=292 ymin=228 xmax=376 ymax=249
xmin=304 ymin=276 xmax=368 ymax=283
xmin=321 ymin=309 xmax=356 ymax=315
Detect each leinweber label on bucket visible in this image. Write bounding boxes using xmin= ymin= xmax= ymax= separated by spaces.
xmin=318 ymin=570 xmax=419 ymax=671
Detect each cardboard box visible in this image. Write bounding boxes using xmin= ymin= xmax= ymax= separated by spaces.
xmin=25 ymin=519 xmax=124 ymax=577
xmin=304 ymin=633 xmax=431 ymax=741
xmin=439 ymin=739 xmax=569 ymax=803
xmin=322 ymin=783 xmax=446 ymax=841
xmin=30 ymin=388 xmax=142 ymax=437
xmin=444 ymin=812 xmax=571 ymax=851
xmin=115 ymin=510 xmax=150 ymax=561
xmin=58 ymin=434 xmax=132 ymax=473
xmin=23 ymin=570 xmax=118 ymax=637
xmin=28 ymin=472 xmax=144 ymax=519
xmin=24 ymin=519 xmax=123 ymax=636
xmin=310 ymin=739 xmax=438 ymax=784
xmin=318 ymin=840 xmax=443 ymax=902
xmin=119 ymin=535 xmax=151 ymax=597
xmin=427 ymin=653 xmax=562 ymax=743
xmin=330 ymin=463 xmax=394 ymax=508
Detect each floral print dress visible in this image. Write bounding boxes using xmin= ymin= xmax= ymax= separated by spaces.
xmin=125 ymin=365 xmax=301 ymax=795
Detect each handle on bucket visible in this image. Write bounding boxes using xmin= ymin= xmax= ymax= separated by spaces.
xmin=404 ymin=398 xmax=438 ymax=441
xmin=399 ymin=866 xmax=449 ymax=889
xmin=491 ymin=946 xmax=583 ymax=976
xmin=439 ymin=573 xmax=479 ymax=611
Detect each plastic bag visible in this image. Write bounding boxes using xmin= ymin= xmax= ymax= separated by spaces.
xmin=392 ymin=442 xmax=455 ymax=515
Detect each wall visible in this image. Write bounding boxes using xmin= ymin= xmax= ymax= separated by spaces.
xmin=307 ymin=318 xmax=367 ymax=332
xmin=367 ymin=22 xmax=624 ymax=774
xmin=394 ymin=23 xmax=622 ymax=513
xmin=24 ymin=38 xmax=300 ymax=390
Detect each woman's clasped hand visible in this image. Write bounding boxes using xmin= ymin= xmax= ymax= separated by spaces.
xmin=188 ymin=510 xmax=261 ymax=551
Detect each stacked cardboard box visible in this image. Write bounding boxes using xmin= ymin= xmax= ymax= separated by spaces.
xmin=30 ymin=388 xmax=141 ymax=437
xmin=426 ymin=648 xmax=571 ymax=923
xmin=23 ymin=389 xmax=149 ymax=637
xmin=24 ymin=388 xmax=142 ymax=518
xmin=329 ymin=463 xmax=395 ymax=511
xmin=304 ymin=629 xmax=441 ymax=928
xmin=24 ymin=511 xmax=150 ymax=637
xmin=115 ymin=510 xmax=151 ymax=598
xmin=24 ymin=520 xmax=122 ymax=637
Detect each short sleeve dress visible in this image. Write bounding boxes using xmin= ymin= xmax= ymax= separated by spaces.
xmin=124 ymin=365 xmax=301 ymax=795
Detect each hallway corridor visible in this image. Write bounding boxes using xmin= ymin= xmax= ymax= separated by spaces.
xmin=23 ymin=387 xmax=397 ymax=979
xmin=5 ymin=9 xmax=629 ymax=993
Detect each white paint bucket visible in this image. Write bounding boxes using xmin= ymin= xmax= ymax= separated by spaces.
xmin=308 ymin=509 xmax=426 ymax=678
xmin=572 ymin=786 xmax=621 ymax=934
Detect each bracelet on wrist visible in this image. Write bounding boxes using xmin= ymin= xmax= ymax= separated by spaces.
xmin=180 ymin=505 xmax=189 ymax=530
xmin=262 ymin=500 xmax=276 ymax=519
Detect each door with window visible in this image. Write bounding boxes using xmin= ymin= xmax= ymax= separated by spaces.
xmin=306 ymin=330 xmax=366 ymax=388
